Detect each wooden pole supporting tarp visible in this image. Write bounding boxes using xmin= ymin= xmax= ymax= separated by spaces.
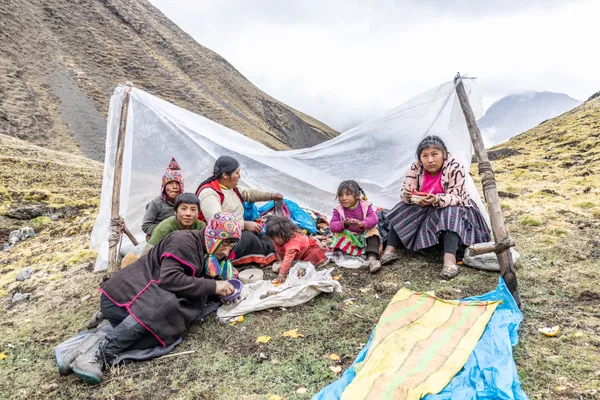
xmin=454 ymin=74 xmax=521 ymax=307
xmin=108 ymin=83 xmax=136 ymax=273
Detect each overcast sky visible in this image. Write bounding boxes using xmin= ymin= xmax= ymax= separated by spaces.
xmin=150 ymin=0 xmax=599 ymax=132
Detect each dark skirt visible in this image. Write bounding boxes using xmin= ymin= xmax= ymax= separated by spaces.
xmin=387 ymin=201 xmax=491 ymax=251
xmin=231 ymin=230 xmax=277 ymax=267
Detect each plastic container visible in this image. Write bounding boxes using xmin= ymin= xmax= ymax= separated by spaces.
xmin=220 ymin=279 xmax=243 ymax=302
xmin=238 ymin=268 xmax=264 ymax=284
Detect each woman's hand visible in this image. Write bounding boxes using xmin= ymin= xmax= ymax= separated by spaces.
xmin=244 ymin=221 xmax=262 ymax=234
xmin=271 ymin=192 xmax=284 ymax=201
xmin=418 ymin=194 xmax=438 ymax=206
xmin=402 ymin=187 xmax=413 ymax=203
xmin=277 ymin=273 xmax=287 ymax=283
xmin=215 ymin=280 xmax=235 ymax=296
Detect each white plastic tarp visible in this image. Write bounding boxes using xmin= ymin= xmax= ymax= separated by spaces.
xmin=91 ymin=79 xmax=486 ymax=271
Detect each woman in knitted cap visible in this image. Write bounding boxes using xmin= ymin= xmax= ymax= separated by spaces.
xmin=61 ymin=213 xmax=241 ymax=385
xmin=141 ymin=157 xmax=185 ymax=237
xmin=196 ymin=156 xmax=283 ymax=268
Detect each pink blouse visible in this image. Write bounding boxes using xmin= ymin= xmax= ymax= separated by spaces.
xmin=420 ymin=170 xmax=444 ymax=195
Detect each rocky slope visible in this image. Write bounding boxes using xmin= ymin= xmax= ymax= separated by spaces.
xmin=478 ymin=91 xmax=581 ymax=146
xmin=0 ymin=0 xmax=338 ymax=161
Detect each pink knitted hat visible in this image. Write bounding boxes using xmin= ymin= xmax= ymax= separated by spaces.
xmin=161 ymin=157 xmax=184 ymax=201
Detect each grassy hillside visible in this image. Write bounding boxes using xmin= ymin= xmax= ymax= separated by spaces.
xmin=474 ymin=97 xmax=600 ymax=398
xmin=0 ymin=0 xmax=337 ymax=159
xmin=0 ymin=97 xmax=598 ymax=399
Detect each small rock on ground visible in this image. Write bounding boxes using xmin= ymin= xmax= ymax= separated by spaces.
xmin=40 ymin=383 xmax=58 ymax=393
xmin=16 ymin=267 xmax=34 ymax=281
xmin=8 ymin=227 xmax=36 ymax=246
xmin=11 ymin=292 xmax=32 ymax=303
xmin=6 ymin=204 xmax=48 ymax=220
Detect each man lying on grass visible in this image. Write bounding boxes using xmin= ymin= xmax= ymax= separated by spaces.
xmin=57 ymin=213 xmax=240 ymax=384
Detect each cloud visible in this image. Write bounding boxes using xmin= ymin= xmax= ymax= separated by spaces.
xmin=150 ymin=0 xmax=599 ymax=132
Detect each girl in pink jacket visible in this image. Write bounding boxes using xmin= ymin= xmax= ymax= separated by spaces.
xmin=330 ymin=180 xmax=382 ymax=273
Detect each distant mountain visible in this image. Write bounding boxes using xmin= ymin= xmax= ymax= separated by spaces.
xmin=478 ymin=91 xmax=581 ymax=146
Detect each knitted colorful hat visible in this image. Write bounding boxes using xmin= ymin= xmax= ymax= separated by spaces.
xmin=204 ymin=212 xmax=242 ymax=254
xmin=161 ymin=157 xmax=184 ymax=201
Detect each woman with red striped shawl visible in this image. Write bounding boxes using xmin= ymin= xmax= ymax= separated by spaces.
xmin=196 ymin=156 xmax=283 ymax=268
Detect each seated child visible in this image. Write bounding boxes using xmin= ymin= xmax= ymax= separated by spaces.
xmin=330 ymin=180 xmax=382 ymax=273
xmin=266 ymin=215 xmax=328 ymax=283
xmin=142 ymin=193 xmax=206 ymax=255
xmin=141 ymin=157 xmax=184 ymax=237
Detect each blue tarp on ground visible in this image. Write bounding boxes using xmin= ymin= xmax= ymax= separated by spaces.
xmin=312 ymin=278 xmax=528 ymax=400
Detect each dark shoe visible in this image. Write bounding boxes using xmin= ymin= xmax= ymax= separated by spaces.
xmin=71 ymin=336 xmax=107 ymax=385
xmin=57 ymin=333 xmax=104 ymax=376
xmin=380 ymin=253 xmax=400 ymax=266
xmin=368 ymin=259 xmax=382 ymax=274
xmin=85 ymin=311 xmax=104 ymax=329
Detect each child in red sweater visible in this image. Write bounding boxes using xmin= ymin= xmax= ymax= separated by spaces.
xmin=266 ymin=215 xmax=328 ymax=283
xmin=330 ymin=180 xmax=382 ymax=273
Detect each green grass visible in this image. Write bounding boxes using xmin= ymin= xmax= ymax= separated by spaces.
xmin=576 ymin=202 xmax=597 ymax=210
xmin=519 ymin=216 xmax=543 ymax=227
xmin=31 ymin=216 xmax=53 ymax=230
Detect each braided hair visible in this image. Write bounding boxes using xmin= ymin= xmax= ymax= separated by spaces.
xmin=336 ymin=180 xmax=367 ymax=201
xmin=196 ymin=156 xmax=240 ymax=194
xmin=416 ymin=135 xmax=448 ymax=161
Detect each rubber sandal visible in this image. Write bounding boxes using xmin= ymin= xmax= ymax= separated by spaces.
xmin=368 ymin=259 xmax=382 ymax=274
xmin=440 ymin=264 xmax=459 ymax=280
xmin=380 ymin=253 xmax=400 ymax=266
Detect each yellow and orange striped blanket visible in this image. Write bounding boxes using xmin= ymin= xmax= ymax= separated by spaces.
xmin=341 ymin=289 xmax=500 ymax=400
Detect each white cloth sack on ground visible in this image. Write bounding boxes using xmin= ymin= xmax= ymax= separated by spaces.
xmin=327 ymin=251 xmax=365 ymax=269
xmin=463 ymin=243 xmax=520 ymax=272
xmin=217 ymin=262 xmax=342 ymax=320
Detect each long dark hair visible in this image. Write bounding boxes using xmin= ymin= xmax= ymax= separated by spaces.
xmin=336 ymin=180 xmax=367 ymax=201
xmin=265 ymin=215 xmax=299 ymax=243
xmin=416 ymin=135 xmax=448 ymax=161
xmin=196 ymin=156 xmax=240 ymax=194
